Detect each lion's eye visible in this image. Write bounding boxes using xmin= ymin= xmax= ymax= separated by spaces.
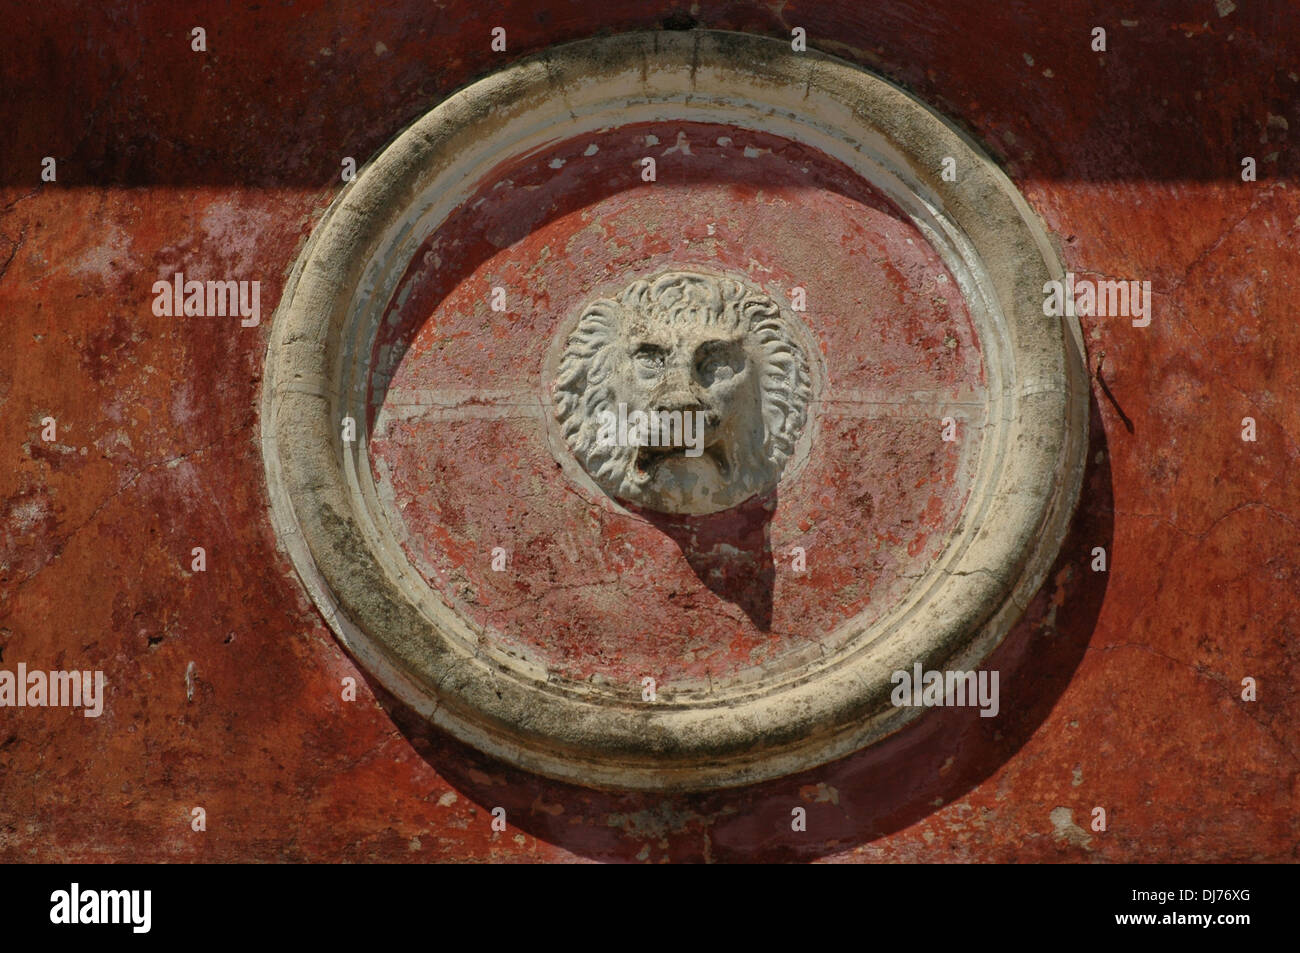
xmin=634 ymin=347 xmax=666 ymax=370
xmin=696 ymin=345 xmax=741 ymax=383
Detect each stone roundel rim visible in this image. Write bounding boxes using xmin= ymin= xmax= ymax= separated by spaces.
xmin=261 ymin=30 xmax=1089 ymax=791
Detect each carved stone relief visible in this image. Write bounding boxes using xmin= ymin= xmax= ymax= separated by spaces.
xmin=553 ymin=271 xmax=812 ymax=515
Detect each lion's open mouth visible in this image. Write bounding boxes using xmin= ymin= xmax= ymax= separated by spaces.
xmin=635 ymin=441 xmax=731 ymax=479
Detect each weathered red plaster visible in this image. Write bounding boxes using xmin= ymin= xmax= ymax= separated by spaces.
xmin=1 ymin=1 xmax=1296 ymax=863
xmin=368 ymin=121 xmax=982 ymax=686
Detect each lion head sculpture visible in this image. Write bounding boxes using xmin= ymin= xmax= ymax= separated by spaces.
xmin=553 ymin=271 xmax=812 ymax=515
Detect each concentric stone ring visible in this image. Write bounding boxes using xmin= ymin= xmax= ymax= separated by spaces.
xmin=261 ymin=30 xmax=1088 ymax=791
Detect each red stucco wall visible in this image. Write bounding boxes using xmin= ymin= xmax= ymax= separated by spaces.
xmin=1 ymin=1 xmax=1296 ymax=862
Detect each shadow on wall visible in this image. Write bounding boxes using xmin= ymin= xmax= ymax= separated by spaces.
xmin=4 ymin=7 xmax=1295 ymax=187
xmin=363 ymin=388 xmax=1114 ymax=862
xmin=640 ymin=492 xmax=779 ymax=631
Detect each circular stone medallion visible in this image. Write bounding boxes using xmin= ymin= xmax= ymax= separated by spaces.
xmin=262 ymin=31 xmax=1088 ymax=791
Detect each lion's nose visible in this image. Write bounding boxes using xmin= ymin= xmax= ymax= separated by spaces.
xmin=651 ymin=367 xmax=700 ymax=410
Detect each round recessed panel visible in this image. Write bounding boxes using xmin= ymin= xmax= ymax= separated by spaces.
xmin=262 ymin=30 xmax=1088 ymax=791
